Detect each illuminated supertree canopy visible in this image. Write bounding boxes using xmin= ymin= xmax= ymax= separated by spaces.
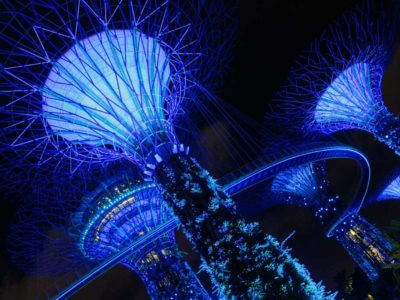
xmin=272 ymin=162 xmax=344 ymax=229
xmin=271 ymin=163 xmax=339 ymax=224
xmin=363 ymin=168 xmax=400 ymax=207
xmin=0 ymin=1 xmax=334 ymax=298
xmin=271 ymin=162 xmax=394 ymax=281
xmin=270 ymin=0 xmax=400 ymax=155
xmin=0 ymin=0 xmax=233 ymax=167
xmin=9 ymin=164 xmax=209 ymax=299
xmin=42 ymin=28 xmax=172 ymax=161
xmin=378 ymin=174 xmax=400 ymax=201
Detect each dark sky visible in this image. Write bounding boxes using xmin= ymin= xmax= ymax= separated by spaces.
xmin=1 ymin=0 xmax=400 ymax=299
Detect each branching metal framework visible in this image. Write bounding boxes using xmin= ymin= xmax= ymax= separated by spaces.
xmin=271 ymin=0 xmax=400 ymax=155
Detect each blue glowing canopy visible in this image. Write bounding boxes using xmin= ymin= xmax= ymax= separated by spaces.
xmin=42 ymin=29 xmax=171 ymax=156
xmin=378 ymin=175 xmax=400 ymax=201
xmin=314 ymin=63 xmax=381 ymax=133
xmin=271 ymin=163 xmax=319 ymax=200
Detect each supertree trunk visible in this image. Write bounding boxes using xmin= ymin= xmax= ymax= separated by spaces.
xmin=334 ymin=214 xmax=394 ymax=281
xmin=123 ymin=248 xmax=209 ymax=300
xmin=156 ymin=154 xmax=331 ymax=299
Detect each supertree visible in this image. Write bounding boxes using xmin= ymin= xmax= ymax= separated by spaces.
xmin=271 ymin=163 xmax=340 ymax=227
xmin=270 ymin=0 xmax=400 ymax=155
xmin=271 ymin=162 xmax=394 ymax=281
xmin=0 ymin=1 xmax=332 ymax=298
xmin=377 ymin=174 xmax=400 ymax=202
xmin=9 ymin=163 xmax=209 ymax=299
xmin=364 ymin=168 xmax=400 ymax=206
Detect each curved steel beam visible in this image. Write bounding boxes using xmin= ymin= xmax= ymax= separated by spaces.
xmin=220 ymin=145 xmax=370 ymax=237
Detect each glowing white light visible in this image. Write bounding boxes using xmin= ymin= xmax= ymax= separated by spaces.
xmin=42 ymin=29 xmax=171 ymax=151
xmin=315 ymin=63 xmax=377 ymax=131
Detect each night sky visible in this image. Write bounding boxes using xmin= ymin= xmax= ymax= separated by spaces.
xmin=1 ymin=0 xmax=400 ymax=299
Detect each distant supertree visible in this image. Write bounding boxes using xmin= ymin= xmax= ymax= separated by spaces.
xmin=271 ymin=162 xmax=394 ymax=281
xmin=378 ymin=174 xmax=400 ymax=201
xmin=0 ymin=1 xmax=331 ymax=298
xmin=364 ymin=168 xmax=400 ymax=206
xmin=9 ymin=163 xmax=209 ymax=299
xmin=271 ymin=163 xmax=340 ymax=227
xmin=271 ymin=0 xmax=400 ymax=155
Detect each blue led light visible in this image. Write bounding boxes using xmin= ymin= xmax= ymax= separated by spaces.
xmin=313 ymin=62 xmax=400 ymax=156
xmin=378 ymin=175 xmax=400 ymax=201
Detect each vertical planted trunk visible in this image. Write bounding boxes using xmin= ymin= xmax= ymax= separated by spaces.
xmin=156 ymin=153 xmax=332 ymax=299
xmin=124 ymin=245 xmax=209 ymax=300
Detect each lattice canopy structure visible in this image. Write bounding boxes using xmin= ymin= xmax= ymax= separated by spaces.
xmin=314 ymin=63 xmax=386 ymax=133
xmin=42 ymin=29 xmax=172 ymax=162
